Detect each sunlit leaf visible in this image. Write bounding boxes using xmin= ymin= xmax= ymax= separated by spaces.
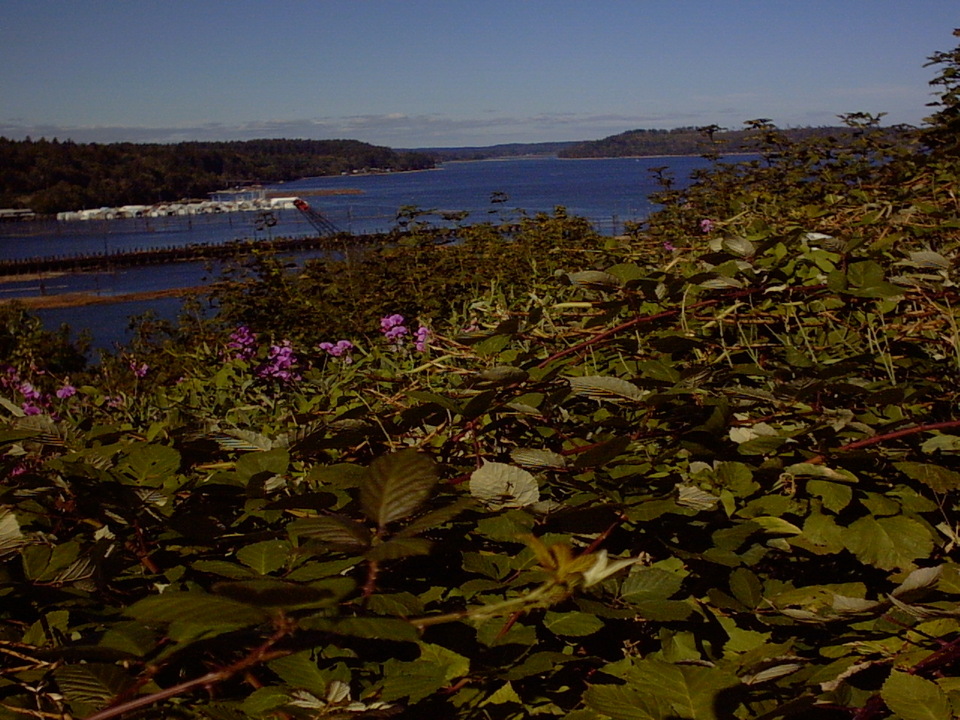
xmin=469 ymin=461 xmax=539 ymax=509
xmin=361 ymin=449 xmax=438 ymax=528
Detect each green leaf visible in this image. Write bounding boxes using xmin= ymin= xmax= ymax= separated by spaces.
xmin=115 ymin=443 xmax=181 ymax=486
xmin=881 ymin=670 xmax=952 ymax=720
xmin=619 ymin=658 xmax=740 ymax=720
xmin=380 ymin=643 xmax=470 ymax=703
xmin=730 ymin=567 xmax=763 ymax=609
xmin=268 ymin=651 xmax=329 ymax=695
xmin=55 ymin=663 xmax=131 ymax=711
xmin=0 ymin=508 xmax=25 ymax=560
xmin=364 ymin=537 xmax=433 ymax=562
xmin=469 ymin=461 xmax=539 ymax=509
xmin=333 ymin=617 xmax=420 ymax=642
xmin=568 ymin=375 xmax=645 ymax=403
xmin=213 ymin=579 xmax=342 ymax=608
xmin=235 ymin=539 xmax=291 ymax=574
xmin=807 ymin=480 xmax=853 ymax=512
xmin=361 ymin=449 xmax=438 ymax=528
xmin=583 ymin=684 xmax=658 ymax=720
xmin=842 ymin=515 xmax=934 ymax=570
xmin=287 ymin=515 xmax=372 ymax=549
xmin=621 ymin=567 xmax=684 ymax=602
xmin=543 ymin=611 xmax=604 ymax=637
xmin=236 ymin=448 xmax=290 ymax=483
xmin=127 ymin=592 xmax=269 ymax=629
xmin=895 ymin=462 xmax=960 ymax=493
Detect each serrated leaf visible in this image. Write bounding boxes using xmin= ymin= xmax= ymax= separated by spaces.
xmin=333 ymin=617 xmax=420 ymax=642
xmin=567 ymin=375 xmax=645 ymax=403
xmin=881 ymin=670 xmax=952 ymax=720
xmin=621 ymin=567 xmax=683 ymax=603
xmin=210 ymin=429 xmax=276 ymax=451
xmin=722 ymin=236 xmax=756 ymax=258
xmin=364 ymin=536 xmax=433 ymax=562
xmin=235 ymin=539 xmax=290 ymax=574
xmin=469 ymin=461 xmax=539 ymax=509
xmin=749 ymin=516 xmax=803 ymax=535
xmin=287 ymin=515 xmax=372 ymax=550
xmin=396 ymin=498 xmax=472 ymax=538
xmin=115 ymin=443 xmax=181 ymax=486
xmin=543 ymin=611 xmax=604 ymax=636
xmin=676 ymin=484 xmax=720 ymax=510
xmin=55 ymin=663 xmax=131 ymax=710
xmin=583 ymin=684 xmax=657 ymax=720
xmin=567 ymin=270 xmax=622 ymax=289
xmin=235 ymin=448 xmax=289 ymax=483
xmin=268 ymin=651 xmax=329 ymax=695
xmin=0 ymin=508 xmax=25 ymax=560
xmin=842 ymin=515 xmax=934 ymax=570
xmin=213 ymin=580 xmax=341 ymax=608
xmin=126 ymin=592 xmax=269 ymax=628
xmin=361 ymin=449 xmax=438 ymax=528
xmin=510 ymin=447 xmax=568 ymax=469
xmin=892 ymin=566 xmax=943 ymax=599
xmin=894 ymin=462 xmax=960 ymax=493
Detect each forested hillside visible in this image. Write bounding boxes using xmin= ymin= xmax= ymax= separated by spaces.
xmin=559 ymin=124 xmax=869 ymax=158
xmin=1 ymin=28 xmax=960 ymax=720
xmin=0 ymin=138 xmax=435 ymax=214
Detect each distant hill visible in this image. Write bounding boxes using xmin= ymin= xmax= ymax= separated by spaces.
xmin=408 ymin=141 xmax=579 ymax=162
xmin=558 ymin=126 xmax=860 ymax=158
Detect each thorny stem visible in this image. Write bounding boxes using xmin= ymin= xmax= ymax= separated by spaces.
xmin=83 ymin=622 xmax=295 ymax=720
xmin=808 ymin=419 xmax=960 ymax=464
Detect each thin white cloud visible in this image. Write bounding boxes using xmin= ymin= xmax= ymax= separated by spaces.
xmin=0 ymin=109 xmax=807 ymax=147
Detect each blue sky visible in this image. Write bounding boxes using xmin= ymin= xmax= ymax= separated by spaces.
xmin=2 ymin=1 xmax=957 ymax=147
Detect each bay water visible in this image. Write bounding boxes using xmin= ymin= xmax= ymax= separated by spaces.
xmin=0 ymin=156 xmax=711 ymax=350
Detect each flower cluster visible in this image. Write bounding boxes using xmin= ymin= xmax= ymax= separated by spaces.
xmin=699 ymin=218 xmax=715 ymax=233
xmin=380 ymin=314 xmax=409 ymax=344
xmin=380 ymin=314 xmax=431 ymax=353
xmin=227 ymin=325 xmax=257 ymax=360
xmin=257 ymin=340 xmax=300 ymax=383
xmin=0 ymin=365 xmax=76 ymax=416
xmin=414 ymin=326 xmax=431 ymax=353
xmin=318 ymin=339 xmax=355 ymax=364
xmin=129 ymin=360 xmax=150 ymax=378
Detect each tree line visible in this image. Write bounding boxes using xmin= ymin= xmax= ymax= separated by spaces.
xmin=0 ymin=137 xmax=435 ymax=215
xmin=557 ymin=124 xmax=885 ymax=158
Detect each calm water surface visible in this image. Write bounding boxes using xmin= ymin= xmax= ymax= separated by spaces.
xmin=0 ymin=156 xmax=712 ymax=350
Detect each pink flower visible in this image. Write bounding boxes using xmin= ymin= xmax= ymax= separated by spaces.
xmin=56 ymin=384 xmax=77 ymax=399
xmin=414 ymin=326 xmax=431 ymax=352
xmin=699 ymin=219 xmax=715 ymax=233
xmin=663 ymin=241 xmax=676 ymax=252
xmin=129 ymin=361 xmax=149 ymax=378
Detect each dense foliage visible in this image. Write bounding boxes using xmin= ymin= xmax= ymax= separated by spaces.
xmin=2 ymin=30 xmax=960 ymax=720
xmin=0 ymin=138 xmax=434 ymax=214
xmin=559 ymin=126 xmax=866 ymax=159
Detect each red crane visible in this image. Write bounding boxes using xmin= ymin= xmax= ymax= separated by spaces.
xmin=293 ymin=198 xmax=340 ymax=236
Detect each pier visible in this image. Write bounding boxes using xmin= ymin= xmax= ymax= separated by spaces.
xmin=0 ymin=231 xmax=396 ymax=277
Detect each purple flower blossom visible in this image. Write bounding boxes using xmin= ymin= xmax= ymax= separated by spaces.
xmin=56 ymin=384 xmax=77 ymax=399
xmin=129 ymin=361 xmax=149 ymax=378
xmin=380 ymin=314 xmax=411 ymax=347
xmin=663 ymin=241 xmax=676 ymax=252
xmin=21 ymin=402 xmax=42 ymax=416
xmin=257 ymin=340 xmax=300 ymax=382
xmin=699 ymin=218 xmax=715 ymax=233
xmin=228 ymin=325 xmax=258 ymax=360
xmin=319 ymin=340 xmax=355 ymax=364
xmin=380 ymin=314 xmax=406 ymax=332
xmin=19 ymin=382 xmax=41 ymax=401
xmin=414 ymin=326 xmax=431 ymax=352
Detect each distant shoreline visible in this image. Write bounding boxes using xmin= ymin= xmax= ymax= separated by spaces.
xmin=0 ymin=285 xmax=204 ymax=310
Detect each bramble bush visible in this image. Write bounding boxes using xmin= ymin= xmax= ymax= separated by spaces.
xmin=3 ymin=30 xmax=960 ymax=720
